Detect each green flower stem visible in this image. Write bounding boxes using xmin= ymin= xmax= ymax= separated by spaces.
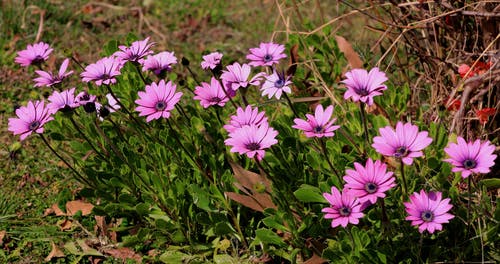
xmin=69 ymin=115 xmax=106 ymax=159
xmin=105 ymin=84 xmax=147 ymax=131
xmin=217 ymin=79 xmax=239 ymax=110
xmin=240 ymin=88 xmax=249 ymax=106
xmin=184 ymin=63 xmax=202 ymax=87
xmin=70 ymin=55 xmax=85 ymax=71
xmin=39 ymin=134 xmax=92 ymax=187
xmin=134 ymin=63 xmax=149 ymax=85
xmin=318 ymin=137 xmax=342 ymax=184
xmin=359 ymin=102 xmax=370 ymax=148
xmin=93 ymin=119 xmax=151 ymax=195
xmin=166 ymin=119 xmax=213 ymax=183
xmin=282 ymin=93 xmax=298 ymax=118
xmin=338 ymin=127 xmax=363 ymax=155
xmin=400 ymin=160 xmax=407 ymax=197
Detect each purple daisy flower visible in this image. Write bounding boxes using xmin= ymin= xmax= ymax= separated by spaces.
xmin=47 ymin=87 xmax=79 ymax=113
xmin=34 ymin=58 xmax=73 ymax=87
xmin=223 ymin=105 xmax=268 ymax=134
xmin=343 ymin=158 xmax=396 ymax=204
xmin=8 ymin=100 xmax=54 ymax=141
xmin=193 ymin=77 xmax=229 ymax=108
xmin=404 ymin=190 xmax=454 ymax=234
xmin=372 ymin=121 xmax=433 ymax=165
xmin=135 ymin=80 xmax=183 ymax=122
xmin=224 ymin=123 xmax=278 ymax=160
xmin=142 ymin=51 xmax=177 ymax=76
xmin=443 ymin=137 xmax=497 ymax=179
xmin=246 ymin=42 xmax=287 ymax=67
xmin=341 ymin=67 xmax=388 ymax=106
xmin=114 ymin=37 xmax=154 ymax=63
xmin=292 ymin=105 xmax=340 ymax=138
xmin=322 ymin=186 xmax=364 ymax=228
xmin=15 ymin=42 xmax=53 ymax=67
xmin=261 ymin=70 xmax=292 ymax=99
xmin=81 ymin=56 xmax=122 ymax=86
xmin=220 ymin=62 xmax=264 ymax=92
xmin=201 ymin=52 xmax=223 ymax=70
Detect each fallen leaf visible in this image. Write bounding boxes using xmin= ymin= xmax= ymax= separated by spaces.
xmin=58 ymin=219 xmax=73 ymax=231
xmin=47 ymin=203 xmax=66 ymax=216
xmin=104 ymin=248 xmax=142 ymax=263
xmin=304 ymin=253 xmax=328 ymax=264
xmin=335 ymin=35 xmax=363 ymax=69
xmin=225 ymin=192 xmax=265 ymax=212
xmin=66 ymin=200 xmax=94 ymax=216
xmin=0 ymin=230 xmax=5 ymax=246
xmin=45 ymin=241 xmax=65 ymax=262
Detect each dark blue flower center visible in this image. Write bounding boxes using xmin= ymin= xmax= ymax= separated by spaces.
xmin=29 ymin=121 xmax=40 ymax=131
xmin=365 ymin=182 xmax=378 ymax=194
xmin=209 ymin=97 xmax=222 ymax=103
xmin=100 ymin=74 xmax=110 ymax=80
xmin=263 ymin=54 xmax=273 ymax=62
xmin=421 ymin=210 xmax=434 ymax=222
xmin=394 ymin=146 xmax=408 ymax=158
xmin=314 ymin=126 xmax=324 ymax=133
xmin=339 ymin=206 xmax=351 ymax=216
xmin=274 ymin=79 xmax=285 ymax=88
xmin=155 ymin=101 xmax=167 ymax=111
xmin=356 ymin=86 xmax=369 ymax=96
xmin=463 ymin=159 xmax=476 ymax=169
xmin=80 ymin=94 xmax=90 ymax=102
xmin=245 ymin=142 xmax=261 ymax=151
xmin=32 ymin=55 xmax=45 ymax=65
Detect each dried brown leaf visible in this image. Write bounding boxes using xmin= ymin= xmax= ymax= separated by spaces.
xmin=304 ymin=253 xmax=328 ymax=264
xmin=225 ymin=192 xmax=264 ymax=212
xmin=0 ymin=230 xmax=5 ymax=246
xmin=47 ymin=203 xmax=66 ymax=216
xmin=287 ymin=44 xmax=299 ymax=76
xmin=45 ymin=241 xmax=65 ymax=262
xmin=335 ymin=35 xmax=363 ymax=69
xmin=229 ymin=161 xmax=271 ymax=193
xmin=66 ymin=200 xmax=94 ymax=216
xmin=58 ymin=219 xmax=73 ymax=231
xmin=103 ymin=248 xmax=142 ymax=263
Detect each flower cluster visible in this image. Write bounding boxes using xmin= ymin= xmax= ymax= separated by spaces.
xmin=224 ymin=106 xmax=278 ymax=160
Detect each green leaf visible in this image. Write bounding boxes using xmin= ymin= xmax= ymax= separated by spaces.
xmin=159 ymin=251 xmax=188 ymax=263
xmin=255 ymin=229 xmax=287 ymax=247
xmin=294 ymin=184 xmax=327 ymax=203
xmin=480 ymin=178 xmax=500 ymax=189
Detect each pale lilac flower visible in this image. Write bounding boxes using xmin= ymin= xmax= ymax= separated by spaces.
xmin=246 ymin=42 xmax=287 ymax=67
xmin=372 ymin=121 xmax=433 ymax=165
xmin=114 ymin=37 xmax=154 ymax=63
xmin=342 ymin=68 xmax=388 ymax=106
xmin=8 ymin=100 xmax=53 ymax=140
xmin=444 ymin=137 xmax=497 ymax=179
xmin=81 ymin=56 xmax=122 ymax=86
xmin=223 ymin=105 xmax=268 ymax=134
xmin=261 ymin=70 xmax=292 ymax=99
xmin=33 ymin=59 xmax=73 ymax=87
xmin=201 ymin=52 xmax=223 ymax=70
xmin=343 ymin=158 xmax=396 ymax=204
xmin=220 ymin=62 xmax=264 ymax=92
xmin=142 ymin=51 xmax=177 ymax=76
xmin=96 ymin=94 xmax=121 ymax=119
xmin=224 ymin=123 xmax=278 ymax=160
xmin=322 ymin=186 xmax=364 ymax=228
xmin=135 ymin=80 xmax=183 ymax=122
xmin=292 ymin=105 xmax=340 ymax=138
xmin=15 ymin=42 xmax=53 ymax=67
xmin=404 ymin=190 xmax=454 ymax=234
xmin=47 ymin=87 xmax=79 ymax=113
xmin=193 ymin=77 xmax=229 ymax=108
